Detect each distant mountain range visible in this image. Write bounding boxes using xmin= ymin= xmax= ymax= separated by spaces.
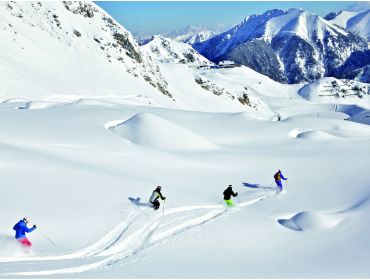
xmin=135 ymin=25 xmax=224 ymax=46
xmin=164 ymin=25 xmax=220 ymax=44
xmin=193 ymin=8 xmax=369 ymax=84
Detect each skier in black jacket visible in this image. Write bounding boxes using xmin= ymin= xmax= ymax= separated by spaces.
xmin=149 ymin=186 xmax=166 ymax=210
xmin=223 ymin=185 xmax=238 ymax=206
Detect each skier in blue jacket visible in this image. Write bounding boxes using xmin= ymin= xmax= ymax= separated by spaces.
xmin=13 ymin=218 xmax=37 ymax=247
xmin=274 ymin=170 xmax=287 ymax=192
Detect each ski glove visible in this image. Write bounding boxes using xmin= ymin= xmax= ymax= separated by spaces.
xmin=163 ymin=197 xmax=166 ymax=200
xmin=33 ymin=225 xmax=37 ymax=229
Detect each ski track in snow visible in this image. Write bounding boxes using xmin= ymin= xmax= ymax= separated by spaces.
xmin=0 ymin=191 xmax=275 ymax=276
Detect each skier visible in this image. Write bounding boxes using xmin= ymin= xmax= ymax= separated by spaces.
xmin=13 ymin=217 xmax=37 ymax=247
xmin=274 ymin=169 xmax=287 ymax=192
xmin=223 ymin=185 xmax=238 ymax=206
xmin=149 ymin=186 xmax=166 ymax=210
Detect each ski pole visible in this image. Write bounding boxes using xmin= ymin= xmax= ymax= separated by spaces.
xmin=162 ymin=199 xmax=165 ymax=216
xmin=39 ymin=230 xmax=58 ymax=248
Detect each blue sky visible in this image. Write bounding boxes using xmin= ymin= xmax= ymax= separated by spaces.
xmin=95 ymin=1 xmax=356 ymax=35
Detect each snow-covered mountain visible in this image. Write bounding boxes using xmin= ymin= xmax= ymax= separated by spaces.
xmin=164 ymin=25 xmax=218 ymax=44
xmin=140 ymin=35 xmax=212 ymax=66
xmin=184 ymin=30 xmax=216 ymax=44
xmin=325 ymin=9 xmax=370 ymax=41
xmin=0 ymin=1 xmax=173 ymax=101
xmin=194 ymin=8 xmax=369 ymax=84
xmin=324 ymin=7 xmax=370 ymax=83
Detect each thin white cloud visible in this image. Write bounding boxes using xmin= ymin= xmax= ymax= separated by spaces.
xmin=345 ymin=1 xmax=370 ymax=12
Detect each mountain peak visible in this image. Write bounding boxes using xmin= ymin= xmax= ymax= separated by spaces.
xmin=141 ymin=35 xmax=212 ymax=65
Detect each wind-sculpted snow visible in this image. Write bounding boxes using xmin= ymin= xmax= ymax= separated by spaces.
xmin=0 ymin=95 xmax=370 ymax=278
xmin=277 ymin=194 xmax=370 ymax=232
xmin=289 ymin=122 xmax=370 ymax=140
xmin=292 ymin=130 xmax=340 ymax=141
xmin=106 ymin=113 xmax=218 ymax=152
xmin=15 ymin=101 xmax=66 ymax=110
xmin=277 ymin=211 xmax=343 ymax=231
xmin=0 ymin=191 xmax=275 ymax=276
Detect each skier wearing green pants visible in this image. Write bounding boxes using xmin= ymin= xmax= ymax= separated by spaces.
xmin=223 ymin=185 xmax=238 ymax=206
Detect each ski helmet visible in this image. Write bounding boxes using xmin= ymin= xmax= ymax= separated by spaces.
xmin=156 ymin=186 xmax=162 ymax=191
xmin=22 ymin=217 xmax=29 ymax=224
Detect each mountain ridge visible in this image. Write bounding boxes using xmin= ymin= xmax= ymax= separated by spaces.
xmin=0 ymin=1 xmax=174 ymax=101
xmin=194 ymin=8 xmax=368 ymax=84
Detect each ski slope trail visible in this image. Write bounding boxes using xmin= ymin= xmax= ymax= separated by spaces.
xmin=0 ymin=190 xmax=275 ymax=276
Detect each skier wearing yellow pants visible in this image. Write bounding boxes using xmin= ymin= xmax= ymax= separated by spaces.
xmin=223 ymin=185 xmax=238 ymax=206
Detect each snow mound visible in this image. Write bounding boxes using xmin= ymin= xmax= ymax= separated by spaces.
xmin=294 ymin=130 xmax=339 ymax=140
xmin=277 ymin=211 xmax=342 ymax=231
xmin=107 ymin=113 xmax=217 ymax=152
xmin=1 ymin=98 xmax=29 ymax=104
xmin=73 ymin=96 xmax=159 ymax=107
xmin=0 ymin=235 xmax=31 ymax=257
xmin=16 ymin=101 xmax=65 ymax=110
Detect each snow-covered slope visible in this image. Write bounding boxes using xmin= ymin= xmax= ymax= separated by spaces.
xmin=0 ymin=1 xmax=174 ymax=102
xmin=194 ymin=8 xmax=368 ymax=84
xmin=298 ymin=77 xmax=370 ymax=106
xmin=141 ymin=35 xmax=212 ymax=66
xmin=1 ymin=2 xmax=265 ymax=112
xmin=0 ymin=2 xmax=370 ymax=278
xmin=0 ymin=94 xmax=369 ymax=277
xmin=326 ymin=9 xmax=370 ymax=41
xmin=326 ymin=10 xmax=362 ymax=28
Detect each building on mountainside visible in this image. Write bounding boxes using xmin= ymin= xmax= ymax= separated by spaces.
xmin=219 ymin=60 xmax=236 ymax=68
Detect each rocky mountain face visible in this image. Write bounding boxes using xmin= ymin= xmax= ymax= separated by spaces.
xmin=0 ymin=1 xmax=172 ymax=99
xmin=194 ymin=9 xmax=369 ymax=84
xmin=331 ymin=50 xmax=370 ymax=82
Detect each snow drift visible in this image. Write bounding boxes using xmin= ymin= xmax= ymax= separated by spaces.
xmin=107 ymin=113 xmax=217 ymax=152
xmin=277 ymin=211 xmax=343 ymax=231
